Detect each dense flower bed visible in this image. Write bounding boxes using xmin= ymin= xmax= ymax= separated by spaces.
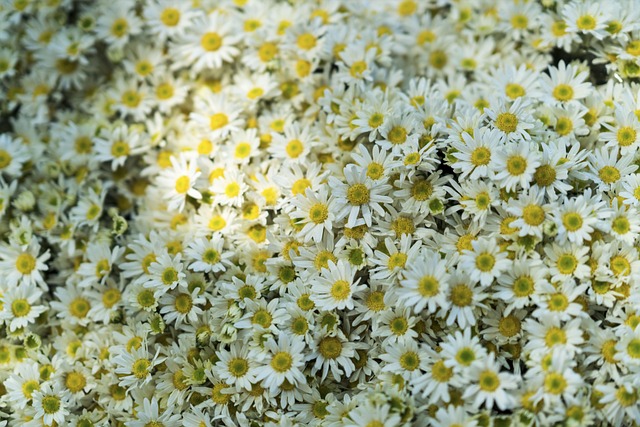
xmin=1 ymin=0 xmax=640 ymax=426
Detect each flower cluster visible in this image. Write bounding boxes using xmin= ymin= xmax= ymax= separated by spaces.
xmin=1 ymin=0 xmax=640 ymax=426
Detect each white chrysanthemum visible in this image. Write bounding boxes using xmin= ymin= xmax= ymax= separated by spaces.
xmin=156 ymin=153 xmax=202 ymax=212
xmin=252 ymin=334 xmax=306 ymax=392
xmin=396 ymin=248 xmax=449 ymax=314
xmin=311 ymin=259 xmax=365 ymax=311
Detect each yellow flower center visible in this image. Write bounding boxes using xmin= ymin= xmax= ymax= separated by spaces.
xmin=544 ymin=372 xmax=567 ymax=394
xmin=471 ymin=146 xmax=491 ymax=166
xmin=450 ymin=284 xmax=473 ymax=307
xmin=475 ymin=252 xmax=495 ymax=272
xmin=0 ymin=149 xmax=12 ymax=169
xmin=617 ymin=127 xmax=637 ymax=146
xmin=41 ymin=395 xmax=61 ymax=414
xmin=331 ymin=280 xmax=351 ymax=301
xmin=499 ymin=315 xmax=521 ymax=337
xmin=209 ymin=113 xmax=228 ymax=130
xmin=495 ymin=112 xmax=518 ymax=134
xmin=432 ymin=360 xmax=453 ymax=382
xmin=102 ymin=288 xmax=121 ymax=308
xmin=553 ymin=84 xmax=574 ymax=102
xmin=285 ymin=139 xmax=304 ymax=158
xmin=562 ymin=212 xmax=583 ymax=231
xmin=319 ymin=336 xmax=342 ymax=359
xmin=15 ymin=253 xmax=36 ymax=274
xmin=347 ymin=183 xmax=370 ymax=205
xmin=132 ymin=358 xmax=151 ymax=379
xmin=599 ymin=166 xmax=620 ymax=184
xmin=160 ymin=7 xmax=180 ymax=26
xmin=505 ymin=83 xmax=525 ymax=99
xmin=506 ymin=155 xmax=527 ymax=176
xmin=201 ymin=32 xmax=222 ymax=51
xmin=65 ymin=371 xmax=87 ymax=393
xmin=399 ymin=351 xmax=420 ymax=371
xmin=271 ymin=352 xmax=293 ymax=373
xmin=69 ymin=297 xmax=90 ymax=318
xmin=479 ymin=370 xmax=500 ymax=392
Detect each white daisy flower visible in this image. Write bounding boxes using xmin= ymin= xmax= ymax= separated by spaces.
xmin=32 ymin=382 xmax=72 ymax=426
xmin=156 ymin=153 xmax=202 ymax=212
xmin=252 ymin=334 xmax=306 ymax=392
xmin=290 ymin=187 xmax=335 ymax=243
xmin=184 ymin=235 xmax=233 ymax=273
xmin=311 ymin=259 xmax=365 ymax=311
xmin=493 ymin=140 xmax=541 ymax=191
xmin=0 ymin=283 xmax=46 ymax=332
xmin=463 ymin=353 xmax=519 ymax=411
xmin=396 ymin=248 xmax=450 ymax=314
xmin=0 ymin=237 xmax=50 ymax=289
xmin=459 ymin=237 xmax=511 ymax=287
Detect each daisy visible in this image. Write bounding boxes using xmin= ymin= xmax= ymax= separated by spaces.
xmin=601 ymin=105 xmax=640 ymax=155
xmin=0 ymin=237 xmax=50 ymax=289
xmin=329 ymin=164 xmax=393 ymax=228
xmin=442 ymin=271 xmax=488 ymax=328
xmin=603 ymin=199 xmax=640 ymax=245
xmin=350 ymin=143 xmax=401 ymax=182
xmin=370 ymin=235 xmax=422 ymax=281
xmin=396 ymin=248 xmax=450 ymax=314
xmin=444 ymin=178 xmax=500 ymax=225
xmin=214 ymin=342 xmax=257 ymax=392
xmin=494 ymin=255 xmax=548 ymax=315
xmin=94 ymin=124 xmax=147 ymax=171
xmin=344 ymin=402 xmax=402 ymax=427
xmin=268 ymin=123 xmax=317 ymax=165
xmin=532 ymin=350 xmax=584 ymax=406
xmin=532 ymin=280 xmax=589 ymax=322
xmin=351 ymin=91 xmax=392 ymax=141
xmin=0 ymin=133 xmax=31 ymax=177
xmin=553 ymin=189 xmax=608 ymax=246
xmin=290 ymin=187 xmax=335 ymax=243
xmin=440 ymin=328 xmax=487 ymax=373
xmin=587 ymin=146 xmax=637 ymax=191
xmin=172 ymin=12 xmax=242 ymax=73
xmin=159 ymin=289 xmax=205 ymax=328
xmin=484 ymin=97 xmax=535 ymax=142
xmin=113 ymin=346 xmax=164 ymax=388
xmin=493 ymin=140 xmax=541 ymax=191
xmin=126 ymin=398 xmax=182 ymax=427
xmin=0 ymin=283 xmax=46 ymax=332
xmin=76 ymin=242 xmax=124 ymax=288
xmin=252 ymin=334 xmax=306 ymax=392
xmin=380 ymin=339 xmax=428 ymax=382
xmin=459 ymin=238 xmax=511 ymax=287
xmin=155 ymin=153 xmax=202 ymax=212
xmin=308 ymin=330 xmax=357 ymax=381
xmin=190 ymin=94 xmax=245 ymax=140
xmin=596 ymin=383 xmax=640 ymax=426
xmin=144 ymin=252 xmax=187 ymax=296
xmin=32 ymin=382 xmax=72 ymax=426
xmin=463 ymin=354 xmax=518 ymax=410
xmin=210 ymin=168 xmax=248 ymax=208
xmin=143 ymin=0 xmax=197 ymax=42
xmin=523 ymin=317 xmax=585 ymax=357
xmin=184 ymin=235 xmax=233 ymax=273
xmin=3 ymin=361 xmax=41 ymax=409
xmin=507 ymin=189 xmax=552 ymax=238
xmin=544 ymin=243 xmax=591 ymax=282
xmin=432 ymin=405 xmax=478 ymax=427
xmin=530 ymin=139 xmax=575 ymax=200
xmin=311 ymin=259 xmax=365 ymax=311
xmin=451 ymin=127 xmax=500 ymax=180
xmin=562 ymin=1 xmax=610 ymax=40
xmin=540 ymin=60 xmax=592 ymax=105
